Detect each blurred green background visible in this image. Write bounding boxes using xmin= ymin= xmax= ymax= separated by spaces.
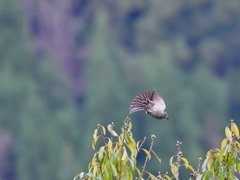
xmin=0 ymin=0 xmax=240 ymax=179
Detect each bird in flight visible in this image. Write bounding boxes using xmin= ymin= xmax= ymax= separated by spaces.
xmin=129 ymin=89 xmax=168 ymax=120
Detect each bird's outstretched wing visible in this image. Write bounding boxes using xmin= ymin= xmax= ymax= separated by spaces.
xmin=129 ymin=90 xmax=155 ymax=114
xmin=152 ymin=90 xmax=166 ymax=111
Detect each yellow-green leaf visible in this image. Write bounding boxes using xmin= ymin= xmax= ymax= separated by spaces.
xmin=93 ymin=129 xmax=98 ymax=139
xmin=128 ymin=170 xmax=133 ymax=179
xmin=169 ymin=156 xmax=174 ymax=166
xmin=92 ymin=136 xmax=99 ymax=150
xmin=152 ymin=150 xmax=161 ymax=163
xmin=231 ymin=122 xmax=239 ymax=138
xmin=136 ymin=140 xmax=142 ymax=150
xmin=145 ymin=171 xmax=156 ymax=179
xmin=107 ymin=139 xmax=113 ymax=153
xmin=164 ymin=174 xmax=172 ymax=180
xmin=188 ymin=165 xmax=195 ymax=172
xmin=73 ymin=174 xmax=80 ymax=180
xmin=170 ymin=163 xmax=177 ymax=178
xmin=121 ymin=147 xmax=128 ymax=160
xmin=111 ymin=129 xmax=118 ymax=136
xmin=107 ymin=124 xmax=118 ymax=136
xmin=207 ymin=157 xmax=213 ymax=172
xmin=128 ymin=157 xmax=135 ymax=170
xmin=225 ymin=126 xmax=231 ymax=140
xmin=221 ymin=138 xmax=228 ymax=149
xmin=141 ymin=148 xmax=151 ymax=160
xmin=125 ymin=131 xmax=132 ymax=144
xmin=135 ymin=167 xmax=141 ymax=177
xmin=116 ymin=142 xmax=122 ymax=147
xmin=99 ymin=146 xmax=105 ymax=159
xmin=181 ymin=157 xmax=189 ymax=168
xmin=110 ymin=164 xmax=117 ymax=176
xmin=101 ymin=125 xmax=106 ymax=135
xmin=128 ymin=121 xmax=132 ymax=131
xmin=206 ymin=150 xmax=212 ymax=158
xmin=126 ymin=143 xmax=137 ymax=159
xmin=236 ymin=142 xmax=240 ymax=149
xmin=91 ymin=154 xmax=97 ymax=166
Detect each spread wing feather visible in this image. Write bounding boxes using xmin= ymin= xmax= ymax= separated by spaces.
xmin=129 ymin=89 xmax=160 ymax=114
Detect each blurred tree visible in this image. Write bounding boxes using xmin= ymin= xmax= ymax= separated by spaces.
xmin=82 ymin=8 xmax=131 ymax=169
xmin=0 ymin=0 xmax=80 ymax=179
xmin=1 ymin=0 xmax=240 ymax=179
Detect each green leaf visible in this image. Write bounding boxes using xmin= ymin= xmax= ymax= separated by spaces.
xmin=214 ymin=160 xmax=220 ymax=174
xmin=228 ymin=170 xmax=235 ymax=179
xmin=203 ymin=172 xmax=210 ymax=180
xmin=125 ymin=131 xmax=132 ymax=144
xmin=227 ymin=156 xmax=235 ymax=168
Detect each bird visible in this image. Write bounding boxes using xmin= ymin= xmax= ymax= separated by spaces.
xmin=129 ymin=89 xmax=169 ymax=120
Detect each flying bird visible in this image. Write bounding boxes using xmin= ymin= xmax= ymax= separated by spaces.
xmin=129 ymin=89 xmax=168 ymax=120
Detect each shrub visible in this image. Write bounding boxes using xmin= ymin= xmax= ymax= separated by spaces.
xmin=74 ymin=118 xmax=240 ymax=180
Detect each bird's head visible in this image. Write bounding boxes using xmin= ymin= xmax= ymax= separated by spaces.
xmin=163 ymin=111 xmax=169 ymax=120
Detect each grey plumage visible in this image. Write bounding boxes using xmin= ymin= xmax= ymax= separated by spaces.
xmin=129 ymin=89 xmax=168 ymax=120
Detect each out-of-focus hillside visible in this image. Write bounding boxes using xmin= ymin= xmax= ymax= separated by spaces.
xmin=0 ymin=0 xmax=240 ymax=179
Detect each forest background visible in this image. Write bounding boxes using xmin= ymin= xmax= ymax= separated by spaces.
xmin=0 ymin=0 xmax=240 ymax=179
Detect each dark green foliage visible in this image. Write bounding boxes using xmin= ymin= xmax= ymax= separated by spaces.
xmin=0 ymin=0 xmax=79 ymax=179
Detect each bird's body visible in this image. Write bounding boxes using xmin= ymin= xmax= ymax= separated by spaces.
xmin=129 ymin=89 xmax=168 ymax=120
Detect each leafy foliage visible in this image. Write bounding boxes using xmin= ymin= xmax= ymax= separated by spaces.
xmin=196 ymin=120 xmax=240 ymax=179
xmin=75 ymin=119 xmax=240 ymax=180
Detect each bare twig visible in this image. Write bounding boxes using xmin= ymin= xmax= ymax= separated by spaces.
xmin=137 ymin=136 xmax=146 ymax=152
xmin=118 ymin=117 xmax=131 ymax=180
xmin=140 ymin=134 xmax=156 ymax=179
xmin=175 ymin=141 xmax=182 ymax=180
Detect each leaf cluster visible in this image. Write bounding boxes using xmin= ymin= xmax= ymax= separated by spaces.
xmin=196 ymin=120 xmax=240 ymax=179
xmin=74 ymin=119 xmax=240 ymax=180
